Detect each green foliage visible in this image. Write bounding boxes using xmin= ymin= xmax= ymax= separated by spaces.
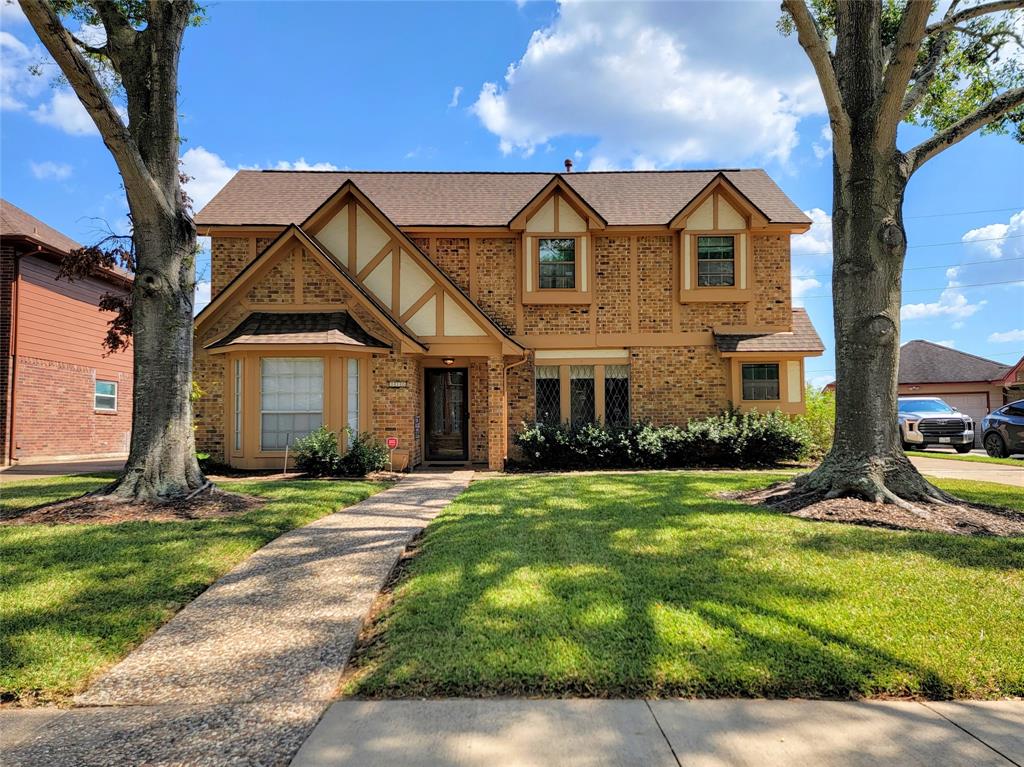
xmin=292 ymin=427 xmax=390 ymax=477
xmin=513 ymin=409 xmax=810 ymax=471
xmin=339 ymin=432 xmax=391 ymax=477
xmin=346 ymin=473 xmax=1024 ymax=699
xmin=796 ymin=386 xmax=836 ymax=460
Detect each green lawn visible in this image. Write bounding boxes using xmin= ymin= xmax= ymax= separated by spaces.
xmin=1 ymin=473 xmax=116 ymax=513
xmin=347 ymin=472 xmax=1024 ymax=700
xmin=0 ymin=477 xmax=386 ymax=703
xmin=906 ymin=450 xmax=1023 ymax=467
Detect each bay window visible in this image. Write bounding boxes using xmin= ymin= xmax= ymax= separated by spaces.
xmin=741 ymin=363 xmax=780 ymax=401
xmin=260 ymin=358 xmax=323 ymax=450
xmin=347 ymin=358 xmax=361 ymax=444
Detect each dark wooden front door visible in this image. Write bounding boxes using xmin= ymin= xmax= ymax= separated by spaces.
xmin=425 ymin=368 xmax=468 ymax=461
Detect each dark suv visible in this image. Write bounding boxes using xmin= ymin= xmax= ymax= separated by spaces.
xmin=981 ymin=400 xmax=1024 ymax=458
xmin=897 ymin=396 xmax=974 ymax=453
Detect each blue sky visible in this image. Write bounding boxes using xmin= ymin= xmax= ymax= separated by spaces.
xmin=2 ymin=0 xmax=1022 ymax=385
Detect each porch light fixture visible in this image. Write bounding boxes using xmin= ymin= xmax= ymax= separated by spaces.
xmin=443 ymin=357 xmax=456 ymax=366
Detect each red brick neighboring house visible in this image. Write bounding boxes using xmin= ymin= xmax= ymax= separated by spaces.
xmin=1 ymin=199 xmax=133 ymax=465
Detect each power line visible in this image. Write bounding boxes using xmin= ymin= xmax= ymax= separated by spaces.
xmin=799 ymin=277 xmax=1024 ymax=299
xmin=904 ymin=206 xmax=1023 ymax=219
xmin=793 ymin=255 xmax=1024 ymax=281
xmin=793 ymin=233 xmax=1023 ymax=259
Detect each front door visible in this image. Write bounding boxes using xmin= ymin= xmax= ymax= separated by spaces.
xmin=425 ymin=368 xmax=468 ymax=461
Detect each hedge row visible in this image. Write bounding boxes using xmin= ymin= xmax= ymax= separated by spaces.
xmin=512 ymin=409 xmax=810 ymax=471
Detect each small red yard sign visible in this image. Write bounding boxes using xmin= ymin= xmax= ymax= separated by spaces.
xmin=386 ymin=437 xmax=399 ymax=450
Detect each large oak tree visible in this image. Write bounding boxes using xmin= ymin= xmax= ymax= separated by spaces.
xmin=780 ymin=0 xmax=1023 ymax=509
xmin=21 ymin=0 xmax=206 ymax=499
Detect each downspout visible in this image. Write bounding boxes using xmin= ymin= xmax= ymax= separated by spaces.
xmin=5 ymin=253 xmax=20 ymax=465
xmin=502 ymin=351 xmax=531 ymax=468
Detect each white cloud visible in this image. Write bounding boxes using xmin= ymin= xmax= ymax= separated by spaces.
xmin=268 ymin=158 xmax=340 ymax=171
xmin=472 ymin=1 xmax=822 ymax=167
xmin=963 ymin=209 xmax=1024 ymax=261
xmin=0 ymin=1 xmax=27 ymax=25
xmin=808 ymin=373 xmax=834 ymax=389
xmin=811 ymin=123 xmax=832 ymax=160
xmin=791 ymin=263 xmax=822 ymax=308
xmin=448 ymin=85 xmax=463 ymax=108
xmin=930 ymin=339 xmax=956 ymax=348
xmin=0 ymin=30 xmax=44 ymax=110
xmin=901 ymin=288 xmax=986 ymax=320
xmin=30 ymin=89 xmax=121 ymax=136
xmin=181 ymin=147 xmax=341 ymax=213
xmin=194 ymin=280 xmax=211 ymax=314
xmin=989 ymin=329 xmax=1024 ymax=343
xmin=29 ymin=160 xmax=72 ymax=180
xmin=791 ymin=208 xmax=832 ymax=257
xmin=181 ymin=147 xmax=238 ymax=212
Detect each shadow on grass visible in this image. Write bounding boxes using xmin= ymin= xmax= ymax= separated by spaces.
xmin=0 ymin=474 xmax=116 ymax=515
xmin=349 ymin=472 xmax=1024 ymax=700
xmin=0 ymin=479 xmax=384 ymax=700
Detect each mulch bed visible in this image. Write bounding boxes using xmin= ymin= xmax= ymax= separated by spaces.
xmin=1 ymin=489 xmax=264 ymax=526
xmin=725 ymin=481 xmax=1024 ymax=537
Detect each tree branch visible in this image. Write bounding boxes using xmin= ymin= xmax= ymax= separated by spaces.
xmin=907 ymin=85 xmax=1024 ymax=174
xmin=926 ymin=0 xmax=1023 ymax=36
xmin=68 ymin=32 xmax=107 ymax=57
xmin=781 ymin=0 xmax=852 ymax=169
xmin=18 ymin=0 xmax=172 ymax=220
xmin=878 ymin=0 xmax=931 ymax=147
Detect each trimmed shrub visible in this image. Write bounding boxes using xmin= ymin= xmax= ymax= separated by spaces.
xmin=293 ymin=426 xmax=341 ymax=476
xmin=512 ymin=408 xmax=810 ymax=471
xmin=338 ymin=431 xmax=390 ymax=476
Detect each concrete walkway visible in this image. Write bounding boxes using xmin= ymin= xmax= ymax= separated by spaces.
xmin=2 ymin=471 xmax=472 ymax=767
xmin=910 ymin=455 xmax=1024 ymax=487
xmin=293 ymin=699 xmax=1024 ymax=767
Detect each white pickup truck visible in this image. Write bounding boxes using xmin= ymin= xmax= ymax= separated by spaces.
xmin=898 ymin=396 xmax=975 ymax=453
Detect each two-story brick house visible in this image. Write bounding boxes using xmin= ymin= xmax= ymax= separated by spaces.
xmin=193 ymin=169 xmax=823 ymax=470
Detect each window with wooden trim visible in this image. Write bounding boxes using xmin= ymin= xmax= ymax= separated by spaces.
xmin=233 ymin=359 xmax=242 ymax=451
xmin=569 ymin=365 xmax=595 ymax=425
xmin=741 ymin=363 xmax=779 ymax=401
xmin=94 ymin=380 xmax=117 ymax=412
xmin=260 ymin=358 xmax=323 ymax=450
xmin=346 ymin=358 xmax=361 ymax=446
xmin=604 ymin=365 xmax=630 ymax=427
xmin=535 ymin=365 xmax=561 ymax=424
xmin=697 ymin=236 xmax=735 ymax=287
xmin=538 ymin=238 xmax=576 ymax=289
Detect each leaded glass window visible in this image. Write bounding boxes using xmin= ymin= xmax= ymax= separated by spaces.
xmin=697 ymin=235 xmax=735 ymax=287
xmin=260 ymin=358 xmax=324 ymax=450
xmin=539 ymin=238 xmax=576 ymax=289
xmin=535 ymin=365 xmax=561 ymax=424
xmin=604 ymin=365 xmax=630 ymax=427
xmin=570 ymin=365 xmax=595 ymax=425
xmin=742 ymin=363 xmax=779 ymax=401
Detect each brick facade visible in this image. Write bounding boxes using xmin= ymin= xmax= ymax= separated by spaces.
xmin=0 ymin=244 xmax=14 ymax=464
xmin=12 ymin=356 xmax=132 ymax=460
xmin=199 ymin=195 xmax=803 ymax=471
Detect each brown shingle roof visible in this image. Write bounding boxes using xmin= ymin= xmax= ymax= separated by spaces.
xmin=207 ymin=312 xmax=390 ymax=349
xmin=195 ymin=170 xmax=810 ymax=228
xmin=0 ymin=198 xmax=81 ymax=254
xmin=898 ymin=340 xmax=1013 ymax=384
xmin=715 ymin=309 xmax=824 ymax=354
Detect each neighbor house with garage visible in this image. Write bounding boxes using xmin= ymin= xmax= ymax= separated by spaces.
xmin=193 ymin=168 xmax=822 ymax=470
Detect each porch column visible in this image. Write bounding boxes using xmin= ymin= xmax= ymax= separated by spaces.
xmin=487 ymin=355 xmax=505 ymax=471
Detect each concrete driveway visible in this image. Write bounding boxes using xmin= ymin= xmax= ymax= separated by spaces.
xmin=909 ymin=455 xmax=1024 ymax=487
xmin=0 ymin=458 xmax=124 ymax=484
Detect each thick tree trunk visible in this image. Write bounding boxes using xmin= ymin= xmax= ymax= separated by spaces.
xmin=796 ymin=165 xmax=951 ymax=507
xmin=110 ymin=209 xmax=205 ymax=499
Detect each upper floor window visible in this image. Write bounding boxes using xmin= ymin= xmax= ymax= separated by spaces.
xmin=94 ymin=380 xmax=117 ymax=412
xmin=538 ymin=238 xmax=576 ymax=289
xmin=742 ymin=363 xmax=779 ymax=401
xmin=697 ymin=236 xmax=735 ymax=287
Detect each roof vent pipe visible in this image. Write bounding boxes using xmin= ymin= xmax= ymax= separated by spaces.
xmin=564 ymin=158 xmax=573 ymax=172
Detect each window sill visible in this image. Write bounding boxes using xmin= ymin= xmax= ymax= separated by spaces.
xmin=522 ymin=291 xmax=592 ymax=305
xmin=94 ymin=409 xmax=118 ymax=415
xmin=680 ymin=287 xmax=751 ymax=303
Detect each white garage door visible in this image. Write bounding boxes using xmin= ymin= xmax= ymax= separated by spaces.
xmin=941 ymin=393 xmax=990 ymax=446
